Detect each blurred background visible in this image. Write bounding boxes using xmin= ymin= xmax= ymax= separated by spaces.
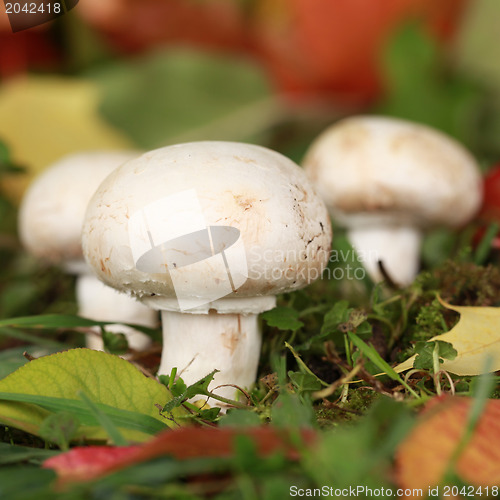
xmin=1 ymin=0 xmax=500 ymax=323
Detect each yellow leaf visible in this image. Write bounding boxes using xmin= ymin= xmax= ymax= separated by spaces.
xmin=0 ymin=76 xmax=132 ymax=203
xmin=0 ymin=349 xmax=188 ymax=442
xmin=395 ymin=298 xmax=500 ymax=375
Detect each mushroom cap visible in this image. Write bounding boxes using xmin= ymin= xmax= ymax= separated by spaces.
xmin=303 ymin=116 xmax=482 ymax=228
xmin=19 ymin=151 xmax=139 ymax=271
xmin=82 ymin=141 xmax=331 ymax=311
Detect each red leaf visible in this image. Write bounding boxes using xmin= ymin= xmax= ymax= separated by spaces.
xmin=479 ymin=164 xmax=500 ymax=223
xmin=395 ymin=396 xmax=500 ymax=492
xmin=44 ymin=426 xmax=317 ymax=485
xmin=43 ymin=445 xmax=140 ymax=484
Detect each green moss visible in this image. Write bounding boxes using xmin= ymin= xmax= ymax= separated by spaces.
xmin=315 ymin=389 xmax=380 ymax=426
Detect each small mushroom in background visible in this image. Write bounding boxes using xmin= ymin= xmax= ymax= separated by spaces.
xmin=18 ymin=151 xmax=157 ymax=352
xmin=302 ymin=116 xmax=483 ymax=287
xmin=82 ymin=141 xmax=332 ymax=407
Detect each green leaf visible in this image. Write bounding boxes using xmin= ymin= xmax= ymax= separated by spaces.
xmin=318 ymin=302 xmax=371 ymax=351
xmin=288 ymin=372 xmax=322 ymax=395
xmin=303 ymin=398 xmax=414 ymax=488
xmin=379 ymin=23 xmax=481 ymax=146
xmin=102 ymin=329 xmax=129 ymax=355
xmin=0 ymin=392 xmax=167 ymax=436
xmin=78 ymin=391 xmax=127 ymax=446
xmin=271 ymin=392 xmax=315 ymax=428
xmin=320 ymin=301 xmax=350 ymax=336
xmin=219 ymin=409 xmax=262 ymax=428
xmin=436 ymin=340 xmax=458 ymax=361
xmin=0 ymin=349 xmax=187 ymax=442
xmin=413 ymin=341 xmax=458 ymax=371
xmin=195 ymin=407 xmax=221 ymax=422
xmin=261 ymin=307 xmax=304 ymax=332
xmin=91 ymin=49 xmax=274 ymax=149
xmin=38 ymin=412 xmax=80 ymax=451
xmin=162 ymin=370 xmax=218 ymax=413
xmin=0 ymin=466 xmax=55 ymax=500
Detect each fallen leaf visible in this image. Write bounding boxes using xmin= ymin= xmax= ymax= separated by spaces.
xmin=43 ymin=445 xmax=140 ymax=484
xmin=0 ymin=349 xmax=187 ymax=442
xmin=395 ymin=299 xmax=500 ymax=375
xmin=0 ymin=76 xmax=132 ymax=203
xmin=91 ymin=48 xmax=275 ymax=150
xmin=395 ymin=396 xmax=500 ymax=492
xmin=43 ymin=426 xmax=317 ymax=485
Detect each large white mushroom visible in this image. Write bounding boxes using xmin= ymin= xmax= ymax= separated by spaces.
xmin=303 ymin=116 xmax=483 ymax=287
xmin=82 ymin=141 xmax=332 ymax=405
xmin=18 ymin=151 xmax=157 ymax=351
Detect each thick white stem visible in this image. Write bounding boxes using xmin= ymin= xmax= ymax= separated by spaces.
xmin=76 ymin=274 xmax=157 ymax=351
xmin=159 ymin=310 xmax=261 ymax=405
xmin=347 ymin=225 xmax=422 ymax=287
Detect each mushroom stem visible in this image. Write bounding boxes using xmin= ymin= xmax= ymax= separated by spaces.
xmin=347 ymin=225 xmax=423 ymax=287
xmin=158 ymin=309 xmax=262 ymax=404
xmin=76 ymin=274 xmax=156 ymax=351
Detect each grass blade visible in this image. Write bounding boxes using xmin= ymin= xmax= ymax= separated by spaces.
xmin=0 ymin=314 xmax=159 ymax=340
xmin=348 ymin=332 xmax=420 ymax=398
xmin=474 ymin=222 xmax=499 ymax=265
xmin=78 ymin=391 xmax=128 ymax=446
xmin=0 ymin=392 xmax=167 ymax=435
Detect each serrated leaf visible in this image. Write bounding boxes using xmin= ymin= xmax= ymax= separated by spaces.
xmin=261 ymin=307 xmax=304 ymax=332
xmin=396 ymin=299 xmax=500 ymax=375
xmin=195 ymin=407 xmax=221 ymax=422
xmin=0 ymin=349 xmax=188 ymax=442
xmin=162 ymin=370 xmax=218 ymax=413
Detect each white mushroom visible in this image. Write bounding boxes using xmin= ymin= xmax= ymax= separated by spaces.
xmin=18 ymin=151 xmax=157 ymax=351
xmin=82 ymin=141 xmax=332 ymax=405
xmin=303 ymin=116 xmax=482 ymax=286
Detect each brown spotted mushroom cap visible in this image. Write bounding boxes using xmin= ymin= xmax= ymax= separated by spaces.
xmin=303 ymin=116 xmax=482 ymax=229
xmin=82 ymin=141 xmax=332 ymax=312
